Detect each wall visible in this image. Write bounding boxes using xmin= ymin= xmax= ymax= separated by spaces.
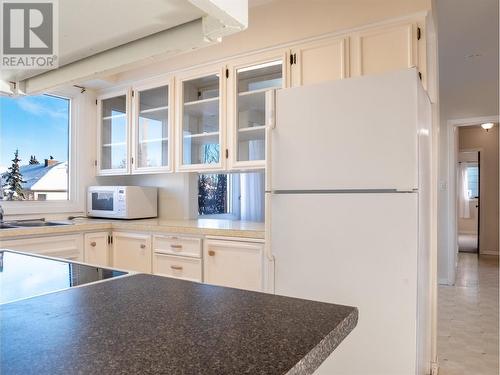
xmin=458 ymin=125 xmax=499 ymax=254
xmin=97 ymin=173 xmax=198 ymax=220
xmin=436 ymin=0 xmax=499 ymax=283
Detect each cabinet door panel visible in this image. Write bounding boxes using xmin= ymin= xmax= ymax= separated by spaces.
xmin=176 ymin=68 xmax=224 ymax=171
xmin=112 ymin=232 xmax=151 ymax=273
xmin=0 ymin=234 xmax=83 ymax=261
xmin=133 ymin=83 xmax=173 ymax=173
xmin=84 ymin=232 xmax=110 ymax=267
xmin=357 ymin=23 xmax=415 ymax=76
xmin=292 ymin=37 xmax=348 ymax=86
xmin=204 ymin=239 xmax=263 ymax=291
xmin=98 ymin=91 xmax=130 ymax=175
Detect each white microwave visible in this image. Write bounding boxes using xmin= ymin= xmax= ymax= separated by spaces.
xmin=87 ymin=186 xmax=158 ymax=219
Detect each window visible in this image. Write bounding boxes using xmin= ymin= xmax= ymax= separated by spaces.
xmin=198 ymin=172 xmax=265 ymax=222
xmin=0 ymin=94 xmax=70 ymax=201
xmin=466 ymin=165 xmax=479 ymax=199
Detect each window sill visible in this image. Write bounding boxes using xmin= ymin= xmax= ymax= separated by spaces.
xmin=0 ymin=199 xmax=84 ymax=217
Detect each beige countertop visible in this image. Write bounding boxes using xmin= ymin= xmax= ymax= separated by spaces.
xmin=0 ymin=218 xmax=265 ymax=240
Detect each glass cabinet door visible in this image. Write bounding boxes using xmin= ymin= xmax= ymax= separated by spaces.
xmin=181 ymin=73 xmax=221 ymax=168
xmin=135 ymin=84 xmax=170 ymax=171
xmin=100 ymin=94 xmax=128 ymax=173
xmin=235 ymin=60 xmax=282 ymax=165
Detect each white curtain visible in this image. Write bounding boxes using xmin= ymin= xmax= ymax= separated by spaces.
xmin=239 ymin=140 xmax=265 ymax=222
xmin=458 ymin=163 xmax=470 ymax=219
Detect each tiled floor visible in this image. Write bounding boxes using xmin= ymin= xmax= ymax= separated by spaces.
xmin=438 ymin=253 xmax=499 ymax=375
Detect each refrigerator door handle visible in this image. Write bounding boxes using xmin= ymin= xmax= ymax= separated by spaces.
xmin=265 ymin=90 xmax=276 ymax=129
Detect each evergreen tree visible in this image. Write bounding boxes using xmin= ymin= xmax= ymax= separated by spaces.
xmin=29 ymin=155 xmax=40 ymax=165
xmin=3 ymin=149 xmax=26 ymax=200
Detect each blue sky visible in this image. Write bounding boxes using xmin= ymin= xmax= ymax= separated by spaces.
xmin=0 ymin=95 xmax=69 ymax=170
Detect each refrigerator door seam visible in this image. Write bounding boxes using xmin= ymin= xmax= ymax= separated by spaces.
xmin=271 ymin=189 xmax=418 ymax=194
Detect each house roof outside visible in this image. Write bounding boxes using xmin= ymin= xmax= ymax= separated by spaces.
xmin=1 ymin=161 xmax=68 ymax=192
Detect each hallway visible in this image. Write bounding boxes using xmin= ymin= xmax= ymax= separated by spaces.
xmin=438 ymin=253 xmax=499 ymax=374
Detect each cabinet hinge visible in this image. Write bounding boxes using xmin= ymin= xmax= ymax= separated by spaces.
xmin=131 ymin=157 xmax=134 ymax=164
xmin=108 ymin=235 xmax=113 ymax=245
xmin=290 ymin=53 xmax=297 ymax=66
xmin=417 ymin=27 xmax=422 ymax=40
xmin=225 ymin=149 xmax=229 ymax=159
xmin=225 ymin=69 xmax=229 ymax=78
xmin=132 ymin=90 xmax=135 ymax=97
xmin=94 ymin=160 xmax=97 ymax=167
xmin=418 ymin=72 xmax=423 ymax=81
xmin=95 ymin=99 xmax=98 ymax=105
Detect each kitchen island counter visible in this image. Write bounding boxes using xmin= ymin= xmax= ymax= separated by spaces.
xmin=1 ymin=273 xmax=357 ymax=375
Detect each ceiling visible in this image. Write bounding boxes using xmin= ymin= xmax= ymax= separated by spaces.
xmin=1 ymin=0 xmax=205 ymax=82
xmin=437 ymin=0 xmax=499 ymax=121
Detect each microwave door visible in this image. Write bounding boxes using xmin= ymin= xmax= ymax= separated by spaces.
xmin=90 ymin=190 xmax=117 ymax=217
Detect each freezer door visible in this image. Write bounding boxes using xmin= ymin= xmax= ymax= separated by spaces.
xmin=272 ymin=193 xmax=419 ymax=375
xmin=272 ymin=68 xmax=420 ymax=191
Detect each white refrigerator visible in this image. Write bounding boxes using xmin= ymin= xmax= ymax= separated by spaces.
xmin=266 ymin=68 xmax=432 ymax=375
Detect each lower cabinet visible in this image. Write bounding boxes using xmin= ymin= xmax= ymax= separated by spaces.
xmin=203 ymin=238 xmax=265 ymax=291
xmin=84 ymin=232 xmax=111 ymax=267
xmin=152 ymin=234 xmax=202 ymax=282
xmin=112 ymin=232 xmax=152 ymax=273
xmin=0 ymin=234 xmax=83 ymax=261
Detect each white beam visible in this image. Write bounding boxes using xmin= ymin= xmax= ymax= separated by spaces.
xmin=189 ymin=0 xmax=248 ymax=41
xmin=23 ymin=19 xmax=213 ymax=94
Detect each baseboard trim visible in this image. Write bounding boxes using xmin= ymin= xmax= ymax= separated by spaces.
xmin=480 ymin=250 xmax=499 ymax=256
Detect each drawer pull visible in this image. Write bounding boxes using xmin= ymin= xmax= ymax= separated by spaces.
xmin=140 ymin=244 xmax=146 ymax=249
xmin=170 ymin=265 xmax=183 ymax=271
xmin=208 ymin=250 xmax=215 ymax=256
xmin=90 ymin=241 xmax=97 ymax=247
xmin=170 ymin=244 xmax=183 ymax=250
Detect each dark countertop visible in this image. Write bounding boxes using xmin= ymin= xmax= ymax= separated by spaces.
xmin=1 ymin=274 xmax=358 ymax=375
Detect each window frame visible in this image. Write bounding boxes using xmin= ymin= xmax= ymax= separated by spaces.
xmin=0 ymin=88 xmax=83 ymax=215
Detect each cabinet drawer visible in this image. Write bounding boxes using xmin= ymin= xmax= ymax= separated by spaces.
xmin=153 ymin=235 xmax=201 ymax=258
xmin=153 ymin=253 xmax=202 ymax=282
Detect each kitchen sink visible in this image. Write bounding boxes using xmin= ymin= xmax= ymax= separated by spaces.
xmin=0 ymin=220 xmax=72 ymax=229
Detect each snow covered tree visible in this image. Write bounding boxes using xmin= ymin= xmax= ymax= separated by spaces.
xmin=29 ymin=155 xmax=40 ymax=165
xmin=3 ymin=149 xmax=26 ymax=200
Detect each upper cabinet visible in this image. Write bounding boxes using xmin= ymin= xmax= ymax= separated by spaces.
xmin=176 ymin=66 xmax=225 ymax=172
xmin=95 ymin=18 xmax=426 ymax=175
xmin=227 ymin=55 xmax=285 ymax=169
xmin=97 ymin=90 xmax=131 ymax=175
xmin=290 ymin=36 xmax=349 ymax=87
xmin=353 ymin=22 xmax=419 ymax=77
xmin=133 ymin=80 xmax=173 ymax=173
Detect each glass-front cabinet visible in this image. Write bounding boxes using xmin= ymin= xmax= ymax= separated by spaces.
xmin=176 ymin=67 xmax=224 ymax=171
xmin=133 ymin=81 xmax=173 ymax=173
xmin=228 ymin=57 xmax=284 ymax=169
xmin=97 ymin=90 xmax=130 ymax=175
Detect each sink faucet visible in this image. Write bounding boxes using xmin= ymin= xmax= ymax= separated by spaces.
xmin=0 ymin=204 xmax=3 ymax=222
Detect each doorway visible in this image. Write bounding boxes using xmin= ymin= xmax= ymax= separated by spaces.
xmin=457 ymin=149 xmax=480 ymax=254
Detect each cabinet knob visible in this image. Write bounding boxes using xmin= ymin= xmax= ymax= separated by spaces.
xmin=140 ymin=244 xmax=146 ymax=249
xmin=90 ymin=241 xmax=97 ymax=247
xmin=208 ymin=250 xmax=215 ymax=256
xmin=170 ymin=265 xmax=183 ymax=271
